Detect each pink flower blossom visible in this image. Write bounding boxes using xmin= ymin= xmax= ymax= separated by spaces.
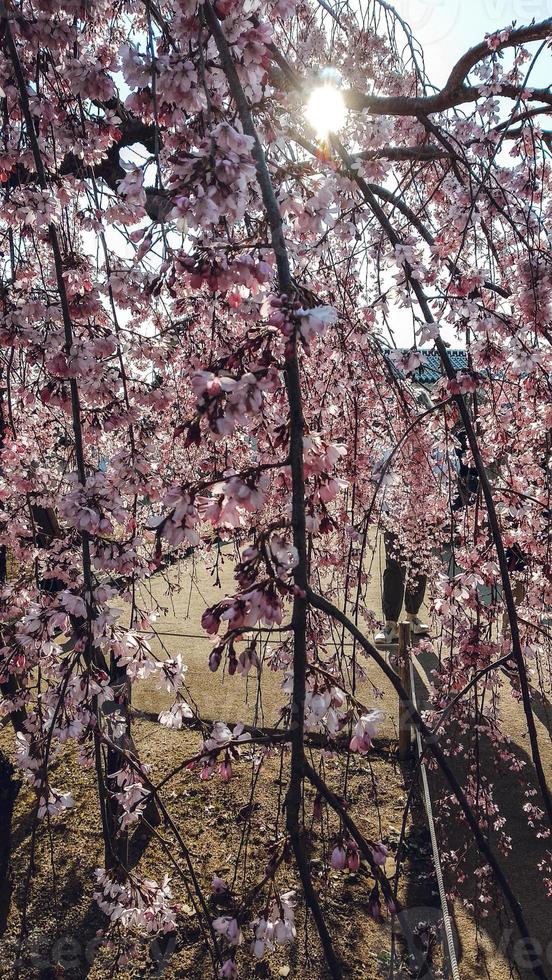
xmin=350 ymin=709 xmax=385 ymax=755
xmin=371 ymin=843 xmax=388 ymax=866
xmin=331 ymin=845 xmax=347 ymax=870
xmin=212 ymin=916 xmax=243 ymax=946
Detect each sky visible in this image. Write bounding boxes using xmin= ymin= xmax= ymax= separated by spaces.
xmin=391 ymin=0 xmax=551 ymax=88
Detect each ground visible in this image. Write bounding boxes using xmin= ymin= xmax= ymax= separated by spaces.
xmin=0 ymin=541 xmax=551 ymax=979
xmin=0 ymin=720 xmax=440 ymax=979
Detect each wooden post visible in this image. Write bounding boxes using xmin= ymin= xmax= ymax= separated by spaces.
xmin=398 ymin=621 xmax=412 ymax=760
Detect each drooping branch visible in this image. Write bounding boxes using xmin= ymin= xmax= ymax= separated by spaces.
xmin=287 ymin=101 xmax=511 ymax=303
xmin=2 ymin=16 xmax=92 ymax=593
xmin=330 ymin=135 xmax=552 ymax=836
xmin=97 ymin=729 xmax=222 ymax=969
xmin=2 ymin=12 xmax=133 ymax=867
xmin=203 ymin=4 xmax=342 ymax=976
xmin=307 ymin=588 xmax=547 ymax=980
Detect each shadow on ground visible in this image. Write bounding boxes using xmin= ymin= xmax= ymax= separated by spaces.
xmin=410 ymin=644 xmax=552 ymax=980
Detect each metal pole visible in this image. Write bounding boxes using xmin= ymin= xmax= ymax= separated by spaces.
xmin=409 ymin=659 xmax=461 ymax=980
xmin=398 ymin=621 xmax=412 ymax=760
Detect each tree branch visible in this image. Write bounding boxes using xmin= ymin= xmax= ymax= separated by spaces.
xmin=342 ymin=19 xmax=552 ymax=116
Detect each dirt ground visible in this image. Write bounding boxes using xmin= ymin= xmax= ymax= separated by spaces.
xmin=0 ymin=720 xmax=440 ymax=979
xmin=0 ymin=541 xmax=551 ymax=979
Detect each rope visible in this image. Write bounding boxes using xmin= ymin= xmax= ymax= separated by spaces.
xmin=135 ymin=629 xmax=367 ymax=645
xmin=136 ymin=629 xmax=214 ymax=640
xmin=409 ymin=658 xmax=461 ymax=980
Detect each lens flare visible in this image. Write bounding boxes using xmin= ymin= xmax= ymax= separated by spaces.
xmin=305 ymin=84 xmax=347 ymax=140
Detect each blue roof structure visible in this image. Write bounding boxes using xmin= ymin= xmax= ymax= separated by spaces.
xmin=414 ymin=349 xmax=468 ymax=384
xmin=387 ymin=349 xmax=468 ymax=385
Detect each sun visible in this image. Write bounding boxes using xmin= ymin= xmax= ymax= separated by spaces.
xmin=305 ymin=83 xmax=347 ymax=140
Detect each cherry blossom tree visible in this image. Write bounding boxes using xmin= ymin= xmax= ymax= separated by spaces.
xmin=1 ymin=0 xmax=552 ymax=976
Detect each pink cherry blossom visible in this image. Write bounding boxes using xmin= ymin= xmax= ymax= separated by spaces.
xmin=349 ymin=709 xmax=386 ymax=755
